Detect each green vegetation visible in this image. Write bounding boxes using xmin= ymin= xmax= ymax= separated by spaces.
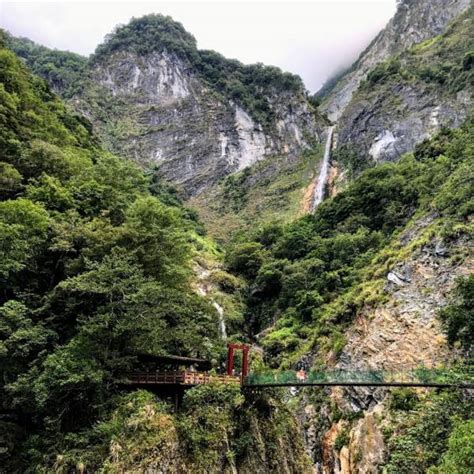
xmin=332 ymin=143 xmax=373 ymax=180
xmin=389 ymin=388 xmax=419 ymax=411
xmin=222 ymin=118 xmax=473 ymax=366
xmin=6 ymin=33 xmax=87 ymax=98
xmin=1 ymin=11 xmax=473 ymax=472
xmin=361 ymin=6 xmax=473 ymax=94
xmin=429 ymin=418 xmax=474 ymax=474
xmin=8 ymin=14 xmax=314 ymax=128
xmin=334 ymin=427 xmax=350 ymax=451
xmin=91 ymin=14 xmax=307 ymax=127
xmin=383 ymin=390 xmax=473 ymax=473
xmin=0 ymin=37 xmax=226 ymax=471
xmin=15 ymin=383 xmax=311 ymax=472
xmin=439 ymin=275 xmax=473 ymax=352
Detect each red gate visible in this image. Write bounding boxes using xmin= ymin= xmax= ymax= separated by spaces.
xmin=226 ymin=343 xmax=250 ymax=384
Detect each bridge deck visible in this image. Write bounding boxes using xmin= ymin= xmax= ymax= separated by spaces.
xmin=244 ymin=368 xmax=474 ymax=389
xmin=125 ymin=368 xmax=473 ymax=389
xmin=244 ymin=381 xmax=474 ymax=389
xmin=127 ymin=370 xmax=240 ymax=386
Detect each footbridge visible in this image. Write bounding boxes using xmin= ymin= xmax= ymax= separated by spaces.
xmin=125 ymin=344 xmax=474 ymax=391
xmin=243 ymin=368 xmax=474 ymax=389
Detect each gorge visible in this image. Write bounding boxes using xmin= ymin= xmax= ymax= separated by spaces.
xmin=1 ymin=1 xmax=473 ymax=472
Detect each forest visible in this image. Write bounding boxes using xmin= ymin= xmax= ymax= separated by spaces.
xmin=0 ymin=8 xmax=473 ymax=471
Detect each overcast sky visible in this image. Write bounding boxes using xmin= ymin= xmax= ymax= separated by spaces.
xmin=1 ymin=0 xmax=397 ymax=92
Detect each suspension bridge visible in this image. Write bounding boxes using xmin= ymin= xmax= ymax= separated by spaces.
xmin=126 ymin=344 xmax=474 ymax=392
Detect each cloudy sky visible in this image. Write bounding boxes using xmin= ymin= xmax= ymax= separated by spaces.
xmin=1 ymin=0 xmax=397 ymax=92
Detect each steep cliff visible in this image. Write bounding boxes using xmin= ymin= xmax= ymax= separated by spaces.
xmin=301 ymin=219 xmax=472 ymax=473
xmin=320 ymin=0 xmax=472 ymax=187
xmin=10 ymin=15 xmax=327 ymax=197
xmin=321 ymin=0 xmax=471 ymax=121
xmin=335 ymin=5 xmax=473 ymax=165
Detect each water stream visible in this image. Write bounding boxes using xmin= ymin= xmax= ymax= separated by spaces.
xmin=195 ymin=265 xmax=228 ymax=341
xmin=213 ymin=301 xmax=227 ymax=340
xmin=312 ymin=125 xmax=335 ymax=211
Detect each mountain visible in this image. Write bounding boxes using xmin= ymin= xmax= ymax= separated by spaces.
xmin=333 ymin=3 xmax=473 ymax=167
xmin=320 ymin=0 xmax=472 ymax=191
xmin=321 ymin=0 xmax=471 ymax=121
xmin=9 ymin=15 xmax=327 ymax=197
xmin=1 ymin=2 xmax=473 ymax=472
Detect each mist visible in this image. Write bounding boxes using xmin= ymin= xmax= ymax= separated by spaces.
xmin=0 ymin=0 xmax=397 ymax=92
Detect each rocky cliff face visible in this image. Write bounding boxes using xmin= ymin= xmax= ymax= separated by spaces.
xmin=321 ymin=0 xmax=471 ymax=122
xmin=68 ymin=19 xmax=326 ymax=197
xmin=301 ymin=217 xmax=472 ymax=473
xmin=9 ymin=16 xmax=326 ymax=198
xmin=337 ymin=8 xmax=472 ymax=165
xmin=322 ymin=0 xmax=472 ymax=170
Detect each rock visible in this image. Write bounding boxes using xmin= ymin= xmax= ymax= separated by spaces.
xmin=339 ymin=446 xmax=350 ymax=474
xmin=386 ymin=271 xmax=407 ymax=286
xmin=321 ymin=0 xmax=470 ymax=122
xmin=349 ymin=412 xmax=385 ymax=474
xmin=386 ymin=263 xmax=412 ymax=288
xmin=74 ymin=47 xmax=325 ymax=197
xmin=434 ymin=240 xmax=449 ymax=257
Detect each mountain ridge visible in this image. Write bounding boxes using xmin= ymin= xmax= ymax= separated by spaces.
xmin=8 ymin=16 xmax=327 ymax=197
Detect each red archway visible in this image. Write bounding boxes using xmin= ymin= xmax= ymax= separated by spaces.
xmin=226 ymin=343 xmax=249 ymax=383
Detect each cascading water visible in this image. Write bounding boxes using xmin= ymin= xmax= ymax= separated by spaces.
xmin=213 ymin=301 xmax=227 ymax=340
xmin=195 ymin=265 xmax=228 ymax=340
xmin=311 ymin=125 xmax=335 ymax=211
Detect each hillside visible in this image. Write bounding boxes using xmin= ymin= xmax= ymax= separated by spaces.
xmin=226 ymin=118 xmax=473 ymax=471
xmin=9 ymin=15 xmax=327 ymax=198
xmin=1 ymin=2 xmax=473 ymax=473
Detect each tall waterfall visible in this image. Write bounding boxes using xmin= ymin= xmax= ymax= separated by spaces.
xmin=312 ymin=125 xmax=335 ymax=211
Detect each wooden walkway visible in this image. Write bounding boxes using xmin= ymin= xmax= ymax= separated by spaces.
xmin=128 ymin=370 xmax=240 ymax=386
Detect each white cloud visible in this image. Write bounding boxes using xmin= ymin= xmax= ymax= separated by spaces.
xmin=0 ymin=0 xmax=397 ymax=91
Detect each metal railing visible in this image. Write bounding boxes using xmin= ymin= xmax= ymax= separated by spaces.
xmin=244 ymin=366 xmax=474 ymax=388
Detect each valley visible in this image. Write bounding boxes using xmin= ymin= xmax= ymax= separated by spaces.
xmin=1 ymin=1 xmax=473 ymax=472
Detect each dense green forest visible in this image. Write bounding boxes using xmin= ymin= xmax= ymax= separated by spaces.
xmin=0 ymin=32 xmax=229 ymax=469
xmin=1 ymin=13 xmax=473 ymax=471
xmin=6 ymin=34 xmax=87 ymax=98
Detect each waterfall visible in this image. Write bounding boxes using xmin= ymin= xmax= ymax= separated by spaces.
xmin=312 ymin=125 xmax=335 ymax=211
xmin=213 ymin=301 xmax=227 ymax=340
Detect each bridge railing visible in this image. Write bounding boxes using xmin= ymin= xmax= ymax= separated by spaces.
xmin=128 ymin=371 xmax=240 ymax=385
xmin=244 ymin=365 xmax=474 ymax=386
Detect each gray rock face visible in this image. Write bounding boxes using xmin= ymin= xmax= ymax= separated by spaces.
xmin=321 ymin=0 xmax=471 ymax=122
xmin=323 ymin=0 xmax=472 ymax=168
xmin=337 ymin=85 xmax=472 ymax=163
xmin=76 ymin=49 xmax=324 ymax=196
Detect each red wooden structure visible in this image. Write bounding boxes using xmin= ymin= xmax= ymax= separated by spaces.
xmin=124 ymin=344 xmax=251 ymax=409
xmin=226 ymin=343 xmax=250 ymax=383
xmin=129 ymin=371 xmax=239 ymax=386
